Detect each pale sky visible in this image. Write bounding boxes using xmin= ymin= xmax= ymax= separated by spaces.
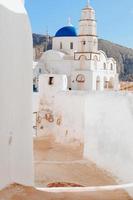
xmin=25 ymin=0 xmax=133 ymax=48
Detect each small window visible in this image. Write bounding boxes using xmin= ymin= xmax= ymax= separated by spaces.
xmin=39 ymin=68 xmax=42 ymax=73
xmin=104 ymin=63 xmax=106 ymax=70
xmin=82 ymin=41 xmax=86 ymax=45
xmin=60 ymin=42 xmax=63 ymax=49
xmin=94 ymin=55 xmax=98 ymax=61
xmin=70 ymin=42 xmax=73 ymax=49
xmin=48 ymin=77 xmax=54 ymax=85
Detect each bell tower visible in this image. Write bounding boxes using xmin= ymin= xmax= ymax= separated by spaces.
xmin=74 ymin=0 xmax=99 ymax=61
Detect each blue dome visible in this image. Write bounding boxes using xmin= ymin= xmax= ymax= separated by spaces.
xmin=55 ymin=26 xmax=77 ymax=37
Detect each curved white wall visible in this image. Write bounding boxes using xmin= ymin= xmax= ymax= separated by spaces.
xmin=84 ymin=92 xmax=133 ymax=196
xmin=0 ymin=1 xmax=33 ymax=188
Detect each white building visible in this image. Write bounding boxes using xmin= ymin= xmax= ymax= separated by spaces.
xmin=35 ymin=1 xmax=119 ymax=91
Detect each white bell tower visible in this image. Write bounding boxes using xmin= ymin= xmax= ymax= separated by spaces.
xmin=75 ymin=0 xmax=99 ymax=61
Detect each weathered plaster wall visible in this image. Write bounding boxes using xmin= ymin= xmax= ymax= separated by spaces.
xmin=53 ymin=91 xmax=86 ymax=144
xmin=84 ymin=92 xmax=133 ymax=196
xmin=37 ymin=88 xmax=87 ymax=144
xmin=0 ymin=1 xmax=33 ymax=189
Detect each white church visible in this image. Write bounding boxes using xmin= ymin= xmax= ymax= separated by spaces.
xmin=34 ymin=0 xmax=119 ymax=91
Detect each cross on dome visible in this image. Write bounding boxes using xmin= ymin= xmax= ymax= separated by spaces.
xmin=86 ymin=0 xmax=90 ymax=7
xmin=67 ymin=17 xmax=73 ymax=26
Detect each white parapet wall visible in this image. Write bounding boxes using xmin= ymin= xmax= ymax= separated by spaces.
xmin=53 ymin=91 xmax=86 ymax=144
xmin=84 ymin=92 xmax=133 ymax=196
xmin=0 ymin=0 xmax=33 ymax=189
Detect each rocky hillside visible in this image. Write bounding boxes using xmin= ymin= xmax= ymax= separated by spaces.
xmin=33 ymin=33 xmax=52 ymax=49
xmin=98 ymin=39 xmax=133 ymax=81
xmin=33 ymin=33 xmax=133 ymax=81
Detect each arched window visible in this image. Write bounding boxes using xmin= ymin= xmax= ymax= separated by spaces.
xmin=79 ymin=55 xmax=87 ymax=60
xmin=48 ymin=77 xmax=54 ymax=85
xmin=70 ymin=42 xmax=73 ymax=49
xmin=82 ymin=41 xmax=86 ymax=45
xmin=96 ymin=76 xmax=100 ymax=90
xmin=39 ymin=68 xmax=42 ymax=73
xmin=60 ymin=42 xmax=63 ymax=49
xmin=104 ymin=77 xmax=108 ymax=89
xmin=76 ymin=74 xmax=85 ymax=83
xmin=104 ymin=63 xmax=106 ymax=70
xmin=111 ymin=63 xmax=113 ymax=70
xmin=94 ymin=39 xmax=97 ymax=46
xmin=94 ymin=55 xmax=98 ymax=61
xmin=108 ymin=77 xmax=114 ymax=89
xmin=94 ymin=55 xmax=98 ymax=66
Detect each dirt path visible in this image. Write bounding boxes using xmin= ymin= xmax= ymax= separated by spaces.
xmin=0 ymin=136 xmax=132 ymax=200
xmin=35 ymin=161 xmax=117 ymax=187
xmin=33 ymin=136 xmax=132 ymax=199
xmin=34 ymin=135 xmax=83 ymax=161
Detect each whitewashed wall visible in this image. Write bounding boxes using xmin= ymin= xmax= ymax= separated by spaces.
xmin=53 ymin=92 xmax=86 ymax=144
xmin=39 ymin=74 xmax=67 ymax=96
xmin=53 ymin=37 xmax=78 ymax=55
xmin=84 ymin=92 xmax=133 ymax=196
xmin=0 ymin=0 xmax=33 ymax=189
xmin=38 ymin=84 xmax=87 ymax=144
